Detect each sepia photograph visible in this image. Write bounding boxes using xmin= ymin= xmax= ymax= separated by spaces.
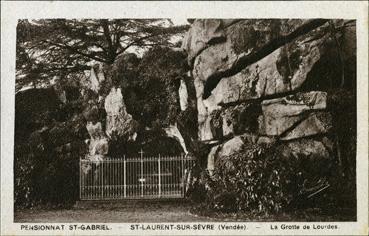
xmin=1 ymin=1 xmax=368 ymax=235
xmin=13 ymin=17 xmax=357 ymax=222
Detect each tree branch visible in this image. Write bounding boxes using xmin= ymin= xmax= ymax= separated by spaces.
xmin=101 ymin=19 xmax=115 ymax=63
xmin=116 ymin=33 xmax=158 ymax=55
xmin=43 ymin=40 xmax=108 ymax=63
xmin=116 ymin=25 xmax=188 ymax=55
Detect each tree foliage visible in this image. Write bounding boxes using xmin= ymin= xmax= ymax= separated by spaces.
xmin=16 ymin=19 xmax=189 ymax=90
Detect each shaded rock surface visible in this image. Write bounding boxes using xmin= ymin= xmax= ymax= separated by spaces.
xmin=261 ymin=91 xmax=327 ymax=117
xmin=80 ymin=58 xmax=189 ymax=161
xmin=277 ymin=137 xmax=334 ymax=176
xmin=179 ymin=79 xmax=189 ymax=111
xmin=104 ymin=87 xmax=137 ymax=140
xmin=187 ymin=19 xmax=357 ymax=144
xmin=258 ymin=91 xmax=332 ymax=138
xmin=86 ymin=121 xmax=109 ymax=159
xmin=183 ymin=19 xmax=356 ymax=181
xmin=164 ymin=124 xmax=189 ymax=154
xmin=182 ymin=19 xmax=241 ymax=64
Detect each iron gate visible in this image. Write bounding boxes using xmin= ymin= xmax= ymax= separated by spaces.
xmin=79 ymin=154 xmax=195 ymax=200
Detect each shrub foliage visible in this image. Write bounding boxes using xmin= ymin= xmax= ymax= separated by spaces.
xmin=204 ymin=144 xmax=301 ymax=214
xmin=14 ymin=91 xmax=88 ymax=208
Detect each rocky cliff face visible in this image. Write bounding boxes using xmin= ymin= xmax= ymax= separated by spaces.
xmin=104 ymin=87 xmax=137 ymax=141
xmin=81 ymin=60 xmax=190 ymax=160
xmin=81 ymin=65 xmax=139 ymax=160
xmin=182 ymin=19 xmax=356 ymax=175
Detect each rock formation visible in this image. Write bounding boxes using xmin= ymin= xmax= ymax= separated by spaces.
xmin=182 ymin=19 xmax=356 ymax=175
xmin=81 ymin=62 xmax=188 ymax=160
xmin=164 ymin=123 xmax=189 ymax=154
xmin=104 ymin=87 xmax=137 ymax=141
xmin=179 ymin=79 xmax=189 ymax=111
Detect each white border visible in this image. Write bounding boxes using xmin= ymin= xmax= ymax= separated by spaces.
xmin=1 ymin=1 xmax=368 ymax=235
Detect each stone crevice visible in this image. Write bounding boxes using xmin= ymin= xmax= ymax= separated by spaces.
xmin=202 ymin=19 xmax=329 ymax=99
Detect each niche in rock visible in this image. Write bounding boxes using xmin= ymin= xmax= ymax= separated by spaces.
xmin=108 ymin=130 xmax=184 ymax=158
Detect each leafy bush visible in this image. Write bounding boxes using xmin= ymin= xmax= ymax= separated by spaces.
xmin=14 ymin=145 xmax=34 ymax=207
xmin=14 ymin=94 xmax=88 ymax=209
xmin=203 ymin=144 xmax=301 ymax=214
xmin=14 ymin=133 xmax=85 ymax=208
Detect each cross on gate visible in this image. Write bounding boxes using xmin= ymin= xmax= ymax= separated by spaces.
xmin=139 ymin=149 xmax=144 ymax=159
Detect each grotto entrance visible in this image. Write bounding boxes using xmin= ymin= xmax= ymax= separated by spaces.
xmin=79 ymin=151 xmax=195 ymax=200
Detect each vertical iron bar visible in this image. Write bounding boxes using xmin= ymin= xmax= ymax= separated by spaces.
xmin=110 ymin=159 xmax=112 ymax=199
xmin=86 ymin=160 xmax=93 ymax=199
xmin=79 ymin=158 xmax=82 ymax=200
xmin=181 ymin=155 xmax=184 ymax=197
xmin=124 ymin=155 xmax=127 ymax=198
xmin=95 ymin=161 xmax=96 ymax=199
xmin=163 ymin=157 xmax=165 ymax=197
xmin=107 ymin=160 xmax=108 ymax=199
xmin=101 ymin=160 xmax=106 ymax=198
xmin=112 ymin=159 xmax=114 ymax=199
xmin=96 ymin=161 xmax=98 ymax=199
xmin=172 ymin=157 xmax=174 ymax=195
xmin=90 ymin=161 xmax=92 ymax=200
xmin=119 ymin=158 xmax=121 ymax=199
xmin=158 ymin=154 xmax=161 ymax=197
xmin=113 ymin=159 xmax=115 ymax=199
xmin=170 ymin=156 xmax=172 ymax=195
xmin=89 ymin=161 xmax=91 ymax=200
xmin=111 ymin=159 xmax=113 ymax=199
xmin=90 ymin=161 xmax=93 ymax=200
xmin=165 ymin=156 xmax=167 ymax=197
xmin=140 ymin=153 xmax=143 ymax=198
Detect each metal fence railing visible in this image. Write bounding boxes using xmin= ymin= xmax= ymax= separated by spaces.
xmin=79 ymin=154 xmax=196 ymax=200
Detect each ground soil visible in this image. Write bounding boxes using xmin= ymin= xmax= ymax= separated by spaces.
xmin=14 ymin=201 xmax=211 ymax=223
xmin=14 ymin=200 xmax=355 ymax=223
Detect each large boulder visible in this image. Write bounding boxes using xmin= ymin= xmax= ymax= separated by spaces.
xmin=207 ymin=134 xmax=275 ymax=176
xmin=280 ymin=112 xmax=332 ymax=140
xmin=184 ymin=19 xmax=308 ymax=66
xmin=179 ymin=79 xmax=189 ymax=111
xmin=86 ymin=121 xmax=109 ymax=159
xmin=207 ymin=145 xmax=220 ymax=175
xmin=182 ymin=19 xmax=242 ymax=64
xmin=217 ymin=136 xmax=245 ymax=157
xmin=164 ymin=123 xmax=188 ymax=154
xmin=104 ymin=87 xmax=137 ymax=140
xmin=201 ymin=30 xmax=331 ymax=105
xmin=81 ymin=65 xmax=109 ymax=94
xmin=189 ymin=19 xmax=339 ymax=141
xmin=209 ymin=102 xmax=261 ymax=139
xmin=192 ymin=19 xmax=329 ymax=93
xmin=261 ymin=91 xmax=327 ymax=117
xmin=259 ymin=91 xmax=332 ymax=139
xmin=277 ymin=137 xmax=334 ymax=176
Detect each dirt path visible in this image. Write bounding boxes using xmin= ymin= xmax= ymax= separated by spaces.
xmin=14 ymin=201 xmax=356 ymax=223
xmin=14 ymin=202 xmax=212 ymax=223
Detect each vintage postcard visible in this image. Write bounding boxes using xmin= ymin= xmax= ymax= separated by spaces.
xmin=1 ymin=1 xmax=368 ymax=235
